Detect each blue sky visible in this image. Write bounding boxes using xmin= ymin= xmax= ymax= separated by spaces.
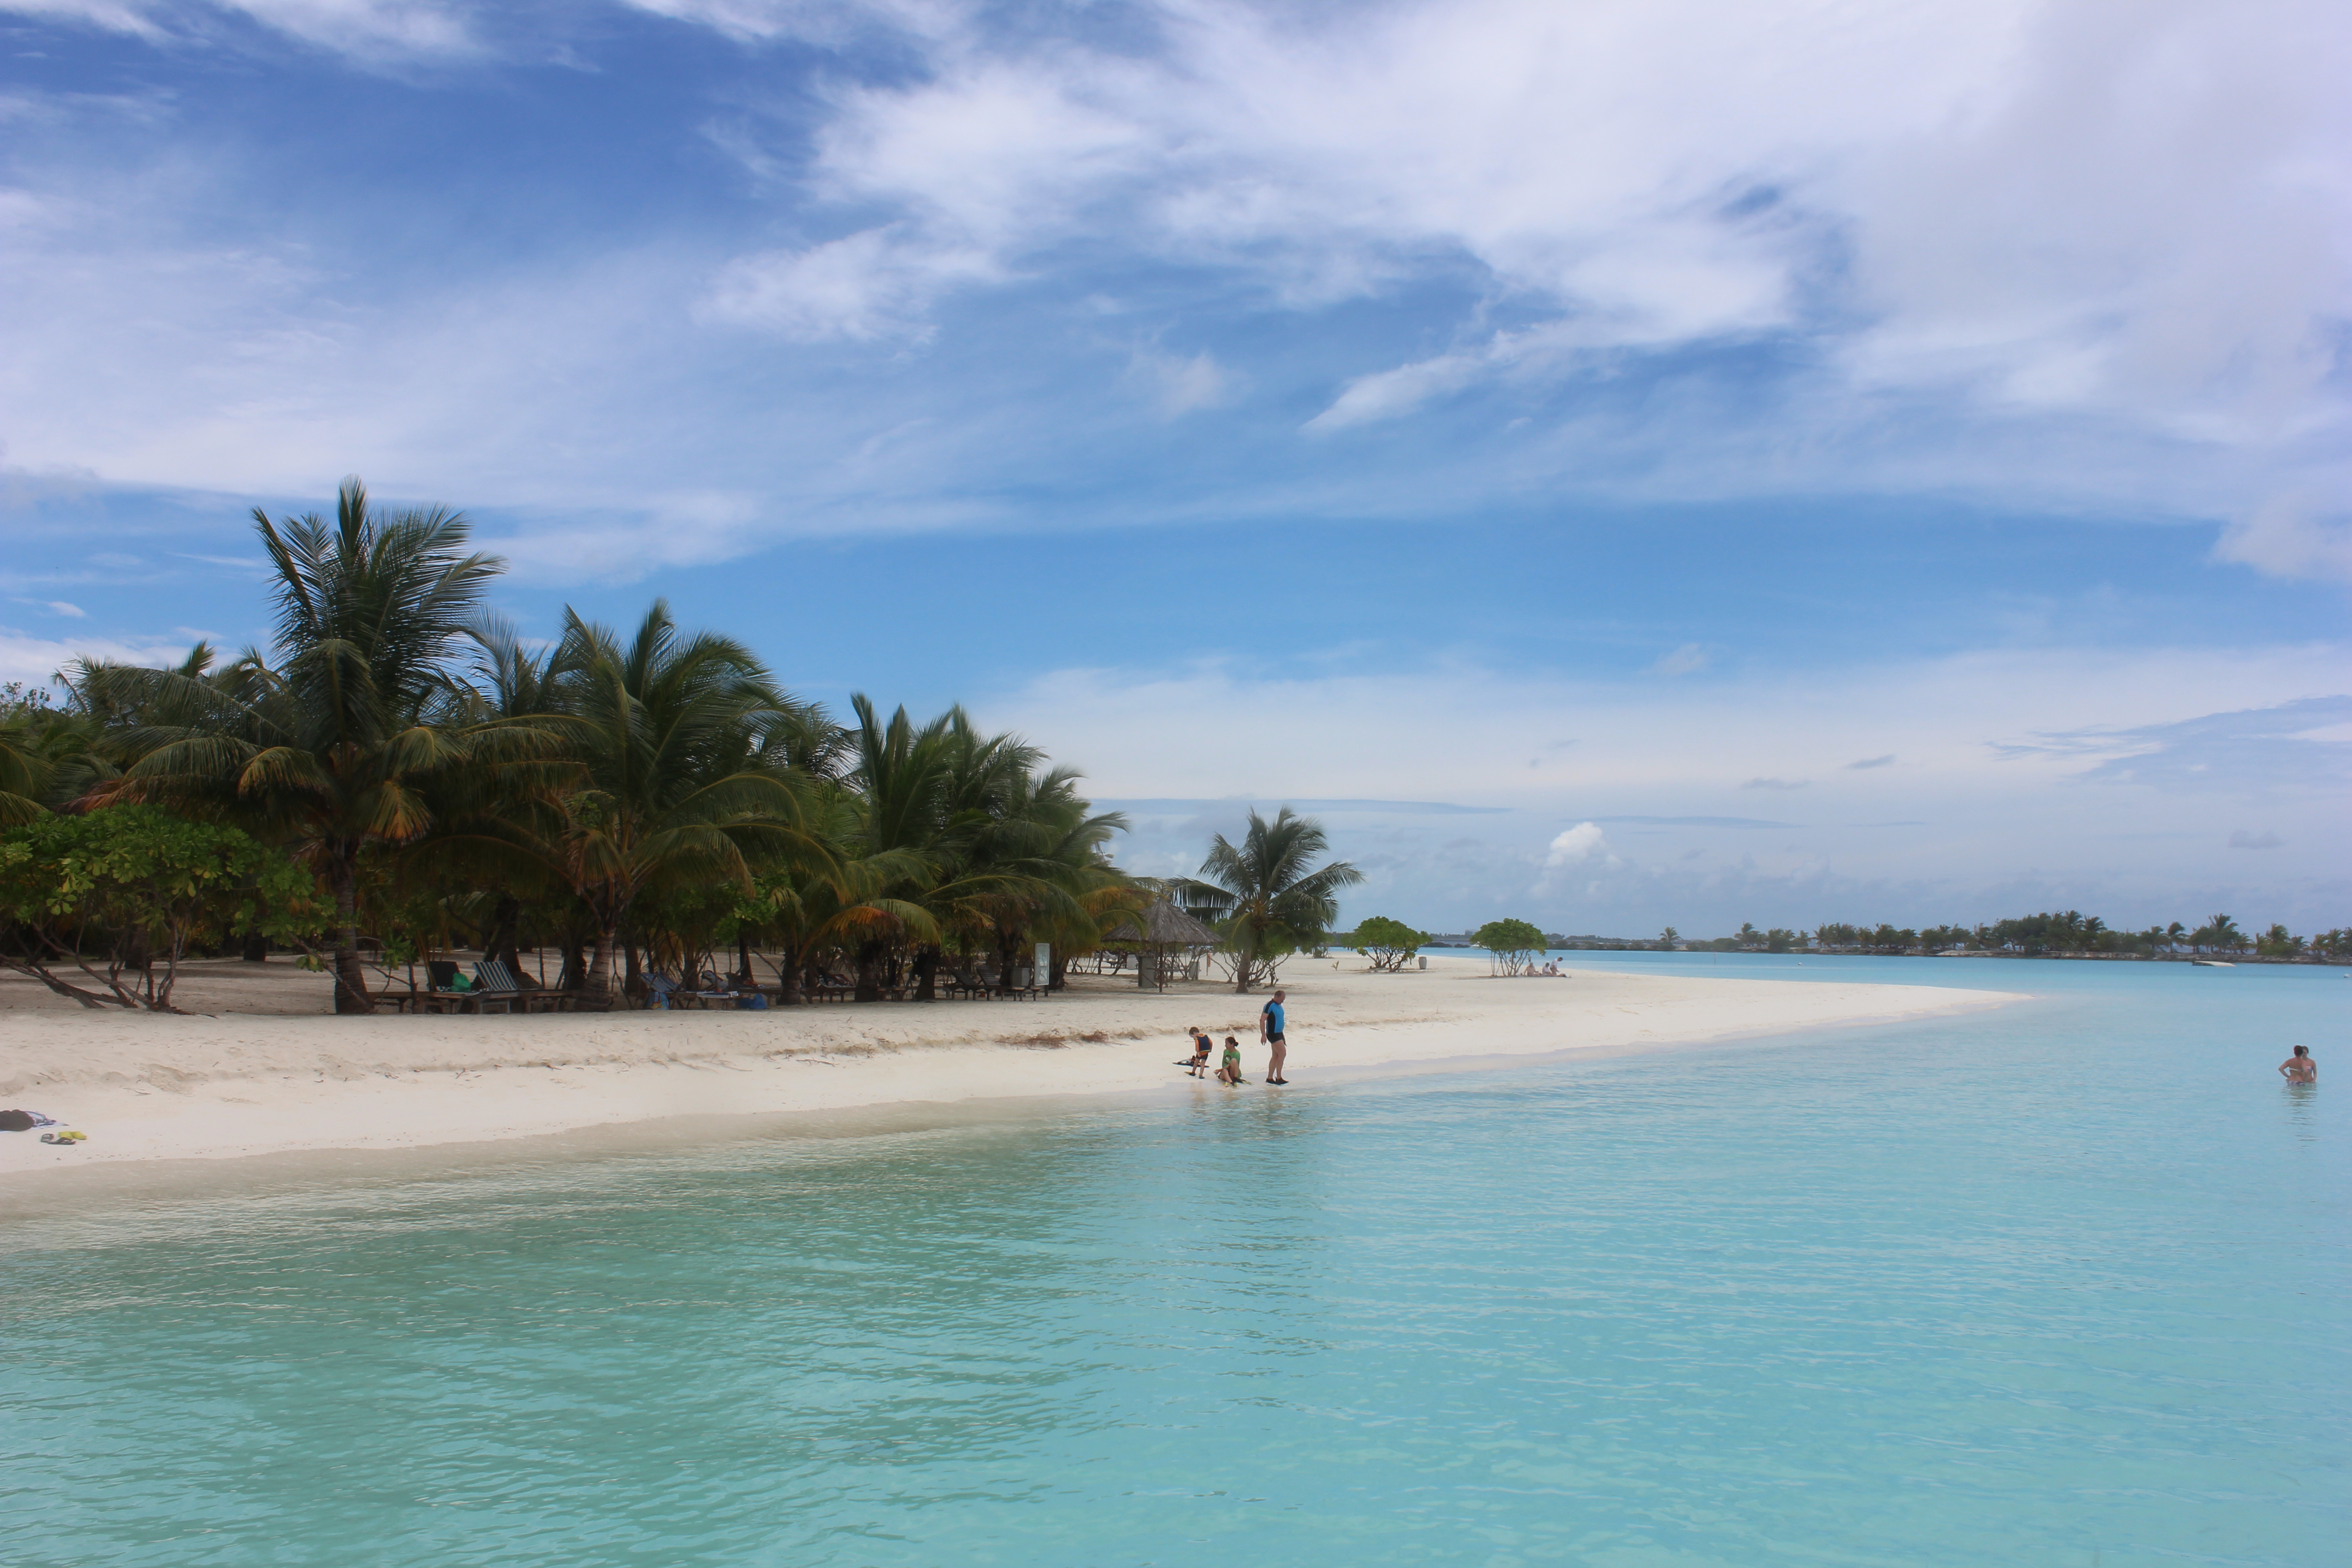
xmin=2 ymin=0 xmax=2347 ymax=935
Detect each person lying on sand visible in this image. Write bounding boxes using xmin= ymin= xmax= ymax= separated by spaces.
xmin=2280 ymin=1045 xmax=2317 ymax=1083
xmin=1217 ymin=1036 xmax=1248 ymax=1086
xmin=1177 ymin=1028 xmax=1214 ymax=1077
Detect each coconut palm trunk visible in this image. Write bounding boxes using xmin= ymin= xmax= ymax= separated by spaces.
xmin=327 ymin=850 xmax=372 ymax=1013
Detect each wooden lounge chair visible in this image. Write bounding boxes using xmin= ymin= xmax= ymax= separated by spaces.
xmin=469 ymin=959 xmax=530 ymax=1015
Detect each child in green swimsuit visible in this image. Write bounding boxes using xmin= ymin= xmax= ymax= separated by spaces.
xmin=1217 ymin=1036 xmax=1247 ymax=1085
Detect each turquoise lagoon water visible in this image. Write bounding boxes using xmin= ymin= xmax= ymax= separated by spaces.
xmin=3 ymin=957 xmax=2345 ymax=1566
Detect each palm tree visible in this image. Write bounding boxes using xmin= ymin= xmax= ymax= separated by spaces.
xmin=1183 ymin=806 xmax=1362 ymax=993
xmin=81 ymin=480 xmax=513 ymax=1011
xmin=541 ymin=601 xmax=826 ymax=1002
xmin=0 ymin=701 xmax=108 ymax=823
xmin=839 ymin=697 xmax=1127 ymax=999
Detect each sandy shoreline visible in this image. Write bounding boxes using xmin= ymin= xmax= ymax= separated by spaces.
xmin=1 ymin=956 xmax=2021 ymax=1205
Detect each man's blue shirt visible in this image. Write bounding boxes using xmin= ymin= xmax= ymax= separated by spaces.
xmin=1263 ymin=1000 xmax=1284 ymax=1035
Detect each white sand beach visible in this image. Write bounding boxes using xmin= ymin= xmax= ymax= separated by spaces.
xmin=0 ymin=955 xmax=2021 ymax=1190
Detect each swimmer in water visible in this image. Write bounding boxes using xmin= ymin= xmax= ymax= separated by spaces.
xmin=2279 ymin=1045 xmax=2317 ymax=1084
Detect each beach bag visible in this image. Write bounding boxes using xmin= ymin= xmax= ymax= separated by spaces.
xmin=0 ymin=1109 xmax=35 ymax=1132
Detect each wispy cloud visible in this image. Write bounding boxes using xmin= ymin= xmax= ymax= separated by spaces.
xmin=1995 ymin=695 xmax=2352 ymax=794
xmin=14 ymin=0 xmax=481 ymax=60
xmin=2 ymin=0 xmax=2345 ymax=568
xmin=986 ymin=641 xmax=2352 ymax=929
xmin=1846 ymin=754 xmax=1896 ymax=769
xmin=698 ymin=228 xmax=999 ymax=342
xmin=2215 ymin=494 xmax=2352 ymax=587
xmin=1651 ymin=643 xmax=1711 ymax=677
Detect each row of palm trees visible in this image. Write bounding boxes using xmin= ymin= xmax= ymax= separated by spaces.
xmin=1 ymin=481 xmax=1364 ymax=1008
xmin=2 ymin=481 xmax=1150 ymax=1011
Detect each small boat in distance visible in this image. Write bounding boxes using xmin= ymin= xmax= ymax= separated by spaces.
xmin=2190 ymin=959 xmax=2236 ymax=967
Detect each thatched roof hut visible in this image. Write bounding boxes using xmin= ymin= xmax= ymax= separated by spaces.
xmin=1104 ymin=899 xmax=1222 ymax=948
xmin=1102 ymin=899 xmax=1222 ymax=989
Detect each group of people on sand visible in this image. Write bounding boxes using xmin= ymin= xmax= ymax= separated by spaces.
xmin=1177 ymin=990 xmax=1294 ymax=1086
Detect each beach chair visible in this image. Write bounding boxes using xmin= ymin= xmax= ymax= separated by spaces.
xmin=413 ymin=959 xmax=468 ymax=1014
xmin=470 ymin=959 xmax=527 ymax=1015
xmin=644 ymin=974 xmax=681 ymax=1010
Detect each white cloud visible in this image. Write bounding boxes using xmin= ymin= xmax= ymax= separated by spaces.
xmin=980 ymin=640 xmax=2352 ymax=929
xmin=1652 ymin=643 xmax=1710 ymax=677
xmin=699 ymin=227 xmax=998 ymax=342
xmin=2214 ymin=494 xmax=2352 ymax=587
xmin=43 ymin=600 xmax=86 ymax=617
xmin=0 ymin=627 xmax=192 ymax=687
xmin=3 ymin=0 xmax=2344 ymax=564
xmin=620 ymin=0 xmax=967 ymax=47
xmin=1127 ymin=348 xmax=1232 ymax=417
xmin=1305 ymin=350 xmax=1485 ymax=433
xmin=687 ymin=0 xmax=2349 ymax=483
xmin=6 ymin=0 xmax=478 ymax=58
xmin=1545 ymin=822 xmax=1607 ymax=864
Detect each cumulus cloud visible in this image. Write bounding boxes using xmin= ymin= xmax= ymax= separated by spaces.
xmin=1543 ymin=823 xmax=1618 ymax=870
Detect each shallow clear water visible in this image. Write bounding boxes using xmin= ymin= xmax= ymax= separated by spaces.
xmin=4 ymin=958 xmax=2346 ymax=1567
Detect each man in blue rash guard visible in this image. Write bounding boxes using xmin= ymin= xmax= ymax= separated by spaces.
xmin=1261 ymin=989 xmax=1289 ymax=1083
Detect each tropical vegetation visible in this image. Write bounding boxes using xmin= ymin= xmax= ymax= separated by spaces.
xmin=1177 ymin=807 xmax=1362 ymax=993
xmin=1471 ymin=917 xmax=1548 ymax=975
xmin=0 ymin=804 xmax=317 ymax=1010
xmin=1348 ymin=916 xmax=1431 ymax=972
xmin=0 ymin=480 xmax=1377 ymax=1012
xmin=1672 ymin=912 xmax=2349 ymax=960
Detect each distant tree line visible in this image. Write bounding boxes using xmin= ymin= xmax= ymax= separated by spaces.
xmin=1688 ymin=911 xmax=2349 ymax=961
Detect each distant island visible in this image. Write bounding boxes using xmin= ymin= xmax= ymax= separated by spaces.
xmin=1391 ymin=911 xmax=2348 ymax=965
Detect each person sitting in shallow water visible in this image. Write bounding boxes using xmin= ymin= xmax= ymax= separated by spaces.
xmin=2279 ymin=1045 xmax=2318 ymax=1083
xmin=1217 ymin=1035 xmax=1248 ymax=1086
